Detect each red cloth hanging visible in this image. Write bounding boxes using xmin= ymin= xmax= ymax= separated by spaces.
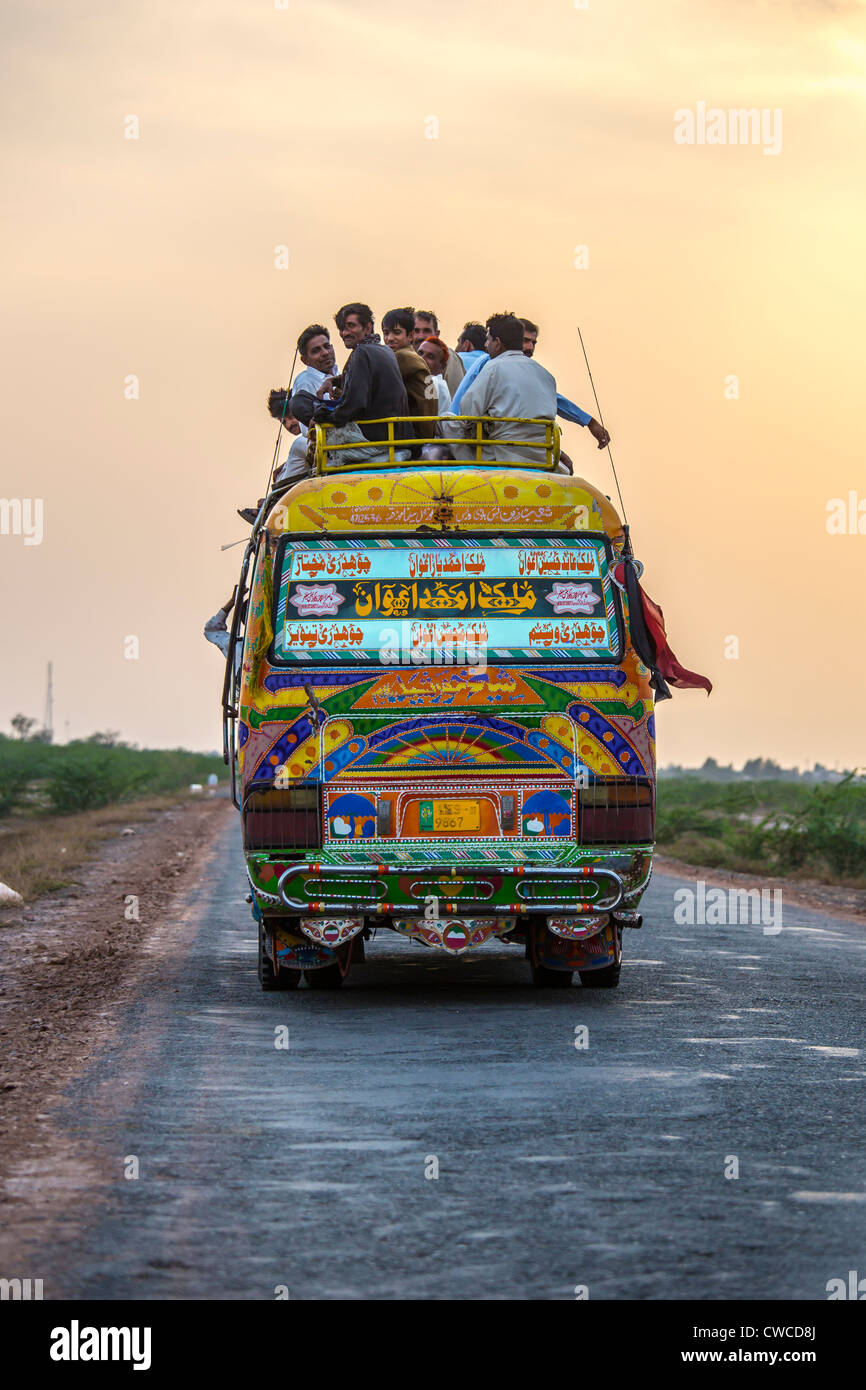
xmin=613 ymin=563 xmax=713 ymax=695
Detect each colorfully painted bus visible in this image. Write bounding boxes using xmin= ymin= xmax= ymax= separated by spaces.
xmin=223 ymin=415 xmax=658 ymax=990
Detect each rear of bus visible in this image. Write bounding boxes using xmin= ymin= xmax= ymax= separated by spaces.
xmin=232 ymin=457 xmax=656 ymax=988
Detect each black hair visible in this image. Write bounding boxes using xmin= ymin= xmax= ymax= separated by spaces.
xmin=382 ymin=306 xmax=416 ymax=335
xmin=459 ymin=322 xmax=486 ymax=350
xmin=485 ymin=312 xmax=524 ymax=352
xmin=297 ymin=323 xmax=330 ymax=355
xmin=267 ymin=388 xmax=290 ymax=420
xmin=334 ymin=302 xmax=374 ymax=332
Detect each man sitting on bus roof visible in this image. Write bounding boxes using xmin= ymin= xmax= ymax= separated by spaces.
xmin=414 ymin=308 xmax=465 ymax=396
xmin=288 ymin=302 xmax=410 ymax=449
xmin=451 ymin=312 xmax=556 ymax=465
xmin=267 ymin=389 xmax=311 ymax=485
xmin=455 ymin=322 xmax=488 ymax=371
xmin=449 ymin=316 xmax=610 ymax=451
xmin=416 ymin=337 xmax=456 ymax=460
xmin=520 ymin=317 xmax=609 ymax=447
xmin=417 ymin=337 xmax=453 ymax=416
xmin=291 ymin=323 xmax=338 ymax=397
xmin=383 ymin=307 xmax=438 ymax=440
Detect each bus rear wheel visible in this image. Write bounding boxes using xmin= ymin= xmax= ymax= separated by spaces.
xmin=579 ymin=963 xmax=621 ymax=989
xmin=530 ymin=964 xmax=573 ymax=988
xmin=258 ymin=929 xmax=301 ymax=990
xmin=258 ymin=931 xmax=278 ymax=991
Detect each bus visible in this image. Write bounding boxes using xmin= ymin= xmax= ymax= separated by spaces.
xmin=223 ymin=414 xmax=656 ymax=990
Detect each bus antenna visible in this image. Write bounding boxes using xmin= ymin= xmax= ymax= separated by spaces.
xmin=577 ymin=326 xmax=629 ymax=542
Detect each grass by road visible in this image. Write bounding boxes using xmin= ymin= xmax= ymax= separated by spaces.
xmin=656 ymin=775 xmax=866 ymax=887
xmin=0 ymin=738 xmax=226 ymax=905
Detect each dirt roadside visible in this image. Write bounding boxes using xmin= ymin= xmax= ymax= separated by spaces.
xmin=0 ymin=795 xmax=234 ymax=1214
xmin=653 ymin=852 xmax=866 ymax=923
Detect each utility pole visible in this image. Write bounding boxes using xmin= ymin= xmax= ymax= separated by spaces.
xmin=44 ymin=661 xmax=54 ymax=743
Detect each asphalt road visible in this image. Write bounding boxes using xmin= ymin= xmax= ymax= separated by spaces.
xmin=28 ymin=816 xmax=866 ymax=1300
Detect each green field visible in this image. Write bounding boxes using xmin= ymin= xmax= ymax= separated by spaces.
xmin=0 ymin=735 xmax=227 ymax=905
xmin=656 ymin=775 xmax=866 ymax=885
xmin=0 ymin=735 xmax=225 ymax=819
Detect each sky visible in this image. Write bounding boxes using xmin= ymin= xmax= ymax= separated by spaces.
xmin=1 ymin=0 xmax=864 ymax=768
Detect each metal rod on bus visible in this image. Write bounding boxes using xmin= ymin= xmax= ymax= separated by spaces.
xmin=577 ymin=326 xmax=629 ymax=547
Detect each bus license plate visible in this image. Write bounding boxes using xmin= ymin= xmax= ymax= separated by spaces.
xmin=420 ymin=799 xmax=480 ymax=833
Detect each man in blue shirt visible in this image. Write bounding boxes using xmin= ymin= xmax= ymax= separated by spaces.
xmin=455 ymin=322 xmax=488 ymax=371
xmin=450 ymin=316 xmax=611 ymax=450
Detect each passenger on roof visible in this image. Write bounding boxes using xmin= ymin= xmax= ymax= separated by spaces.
xmin=416 ymin=337 xmax=456 ymax=461
xmin=414 ymin=309 xmax=465 ymax=395
xmin=416 ymin=337 xmax=453 ymax=415
xmin=291 ymin=324 xmax=338 ymax=397
xmin=382 ymin=307 xmax=438 ymax=440
xmin=520 ymin=317 xmax=610 ymax=448
xmin=267 ymin=390 xmax=311 ymax=485
xmin=455 ymin=322 xmax=488 ymax=371
xmin=288 ymin=302 xmax=409 ymax=448
xmin=450 ymin=316 xmax=611 ymax=451
xmin=452 ymin=312 xmax=556 ymax=465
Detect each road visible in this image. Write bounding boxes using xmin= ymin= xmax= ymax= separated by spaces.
xmin=21 ymin=814 xmax=866 ymax=1300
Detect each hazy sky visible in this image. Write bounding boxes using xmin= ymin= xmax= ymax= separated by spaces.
xmin=1 ymin=0 xmax=864 ymax=767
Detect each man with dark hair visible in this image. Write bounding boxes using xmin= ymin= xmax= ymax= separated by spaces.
xmin=288 ymin=302 xmax=409 ymax=450
xmin=334 ymin=302 xmax=375 ymax=344
xmin=456 ymin=322 xmax=487 ymax=368
xmin=454 ymin=312 xmax=557 ymax=464
xmin=383 ymin=307 xmax=438 ymax=440
xmin=414 ymin=308 xmax=464 ymax=395
xmin=291 ymin=324 xmax=337 ymax=398
xmin=412 ymin=308 xmax=438 ymax=348
xmin=267 ymin=389 xmax=311 ymax=484
xmin=451 ymin=313 xmax=611 ymax=450
xmin=520 ymin=317 xmax=539 ymax=356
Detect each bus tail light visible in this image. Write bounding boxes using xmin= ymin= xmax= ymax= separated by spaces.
xmin=243 ymin=784 xmax=321 ymax=850
xmin=579 ymin=778 xmax=654 ymax=845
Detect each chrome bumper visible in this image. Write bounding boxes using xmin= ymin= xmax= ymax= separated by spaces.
xmin=277 ymin=861 xmax=624 ymax=915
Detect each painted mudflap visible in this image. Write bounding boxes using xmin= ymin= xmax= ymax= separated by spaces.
xmin=270 ymin=922 xmax=356 ymax=974
xmin=531 ymin=920 xmax=621 ymax=972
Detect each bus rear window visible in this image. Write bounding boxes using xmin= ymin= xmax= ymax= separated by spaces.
xmin=271 ymin=535 xmax=622 ymax=664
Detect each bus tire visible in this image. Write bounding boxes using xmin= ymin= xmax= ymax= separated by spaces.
xmin=579 ymin=963 xmax=621 ymax=989
xmin=276 ymin=965 xmax=302 ymax=990
xmin=530 ymin=965 xmax=573 ymax=988
xmin=258 ymin=931 xmax=279 ymax=992
xmin=305 ymin=963 xmax=345 ymax=989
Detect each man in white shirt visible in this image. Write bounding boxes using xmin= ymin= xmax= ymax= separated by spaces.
xmin=416 ymin=336 xmax=453 ymax=415
xmin=414 ymin=309 xmax=465 ymax=397
xmin=262 ymin=324 xmax=338 ymax=488
xmin=290 ymin=323 xmax=338 ymax=397
xmin=416 ymin=336 xmax=455 ymax=460
xmin=454 ymin=312 xmax=556 ymax=465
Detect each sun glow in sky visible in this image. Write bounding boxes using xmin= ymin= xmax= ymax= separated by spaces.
xmin=1 ymin=0 xmax=864 ymax=766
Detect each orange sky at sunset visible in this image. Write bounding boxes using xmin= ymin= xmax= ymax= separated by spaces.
xmin=1 ymin=0 xmax=864 ymax=767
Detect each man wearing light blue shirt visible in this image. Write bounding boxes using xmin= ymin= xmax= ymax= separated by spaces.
xmin=450 ymin=316 xmax=611 ymax=449
xmin=455 ymin=322 xmax=488 ymax=371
